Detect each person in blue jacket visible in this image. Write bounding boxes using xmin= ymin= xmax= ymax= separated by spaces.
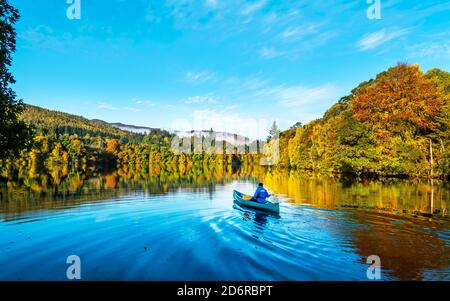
xmin=252 ymin=183 xmax=272 ymax=204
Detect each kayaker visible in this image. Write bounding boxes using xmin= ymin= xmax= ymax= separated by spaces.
xmin=252 ymin=183 xmax=272 ymax=204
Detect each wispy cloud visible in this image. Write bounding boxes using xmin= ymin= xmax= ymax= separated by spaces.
xmin=18 ymin=24 xmax=134 ymax=57
xmin=240 ymin=0 xmax=267 ymax=16
xmin=239 ymin=77 xmax=270 ymax=91
xmin=263 ymin=12 xmax=277 ymax=24
xmin=132 ymin=99 xmax=155 ymax=106
xmin=254 ymin=83 xmax=340 ymax=107
xmin=277 ymin=84 xmax=339 ymax=107
xmin=185 ymin=70 xmax=215 ymax=83
xmin=185 ymin=95 xmax=219 ymax=105
xmin=19 ymin=25 xmax=54 ymax=43
xmin=97 ymin=102 xmax=141 ymax=112
xmin=281 ymin=24 xmax=320 ymax=40
xmin=171 ymin=108 xmax=271 ymax=140
xmin=408 ymin=41 xmax=450 ymax=59
xmin=406 ymin=31 xmax=450 ymax=59
xmin=258 ymin=47 xmax=284 ymax=59
xmin=357 ymin=28 xmax=410 ymax=51
xmin=411 ymin=1 xmax=450 ymax=18
xmin=205 ymin=0 xmax=217 ymax=8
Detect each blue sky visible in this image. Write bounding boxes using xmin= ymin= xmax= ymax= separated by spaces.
xmin=10 ymin=0 xmax=450 ymax=138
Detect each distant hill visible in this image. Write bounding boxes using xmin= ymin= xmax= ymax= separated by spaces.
xmin=175 ymin=130 xmax=251 ymax=146
xmin=93 ymin=120 xmax=252 ymax=146
xmin=20 ymin=105 xmax=147 ymax=143
xmin=20 ymin=104 xmax=250 ymax=147
xmin=91 ymin=119 xmax=162 ymax=135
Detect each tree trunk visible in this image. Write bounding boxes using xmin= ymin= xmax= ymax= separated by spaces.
xmin=429 ymin=139 xmax=434 ymax=178
xmin=430 ymin=178 xmax=434 ymax=215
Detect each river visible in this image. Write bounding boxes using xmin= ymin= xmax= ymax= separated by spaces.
xmin=0 ymin=169 xmax=449 ymax=280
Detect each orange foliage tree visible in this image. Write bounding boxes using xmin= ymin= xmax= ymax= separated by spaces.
xmin=350 ymin=64 xmax=443 ymax=133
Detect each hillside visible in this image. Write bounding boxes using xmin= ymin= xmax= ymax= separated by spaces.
xmin=20 ymin=105 xmax=151 ymax=144
xmin=93 ymin=120 xmax=250 ymax=146
xmin=19 ymin=105 xmax=248 ymax=147
xmin=269 ymin=64 xmax=450 ymax=179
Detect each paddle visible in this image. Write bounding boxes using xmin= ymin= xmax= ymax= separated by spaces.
xmin=269 ymin=193 xmax=282 ymax=204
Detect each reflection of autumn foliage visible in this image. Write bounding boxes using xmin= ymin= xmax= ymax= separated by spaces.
xmin=1 ymin=165 xmax=448 ymax=281
xmin=0 ymin=165 xmax=264 ymax=216
xmin=104 ymin=173 xmax=118 ymax=189
xmin=351 ymin=211 xmax=449 ymax=280
xmin=67 ymin=173 xmax=84 ymax=193
xmin=262 ymin=169 xmax=449 ymax=218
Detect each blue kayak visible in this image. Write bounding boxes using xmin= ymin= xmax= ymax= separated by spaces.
xmin=233 ymin=190 xmax=280 ymax=213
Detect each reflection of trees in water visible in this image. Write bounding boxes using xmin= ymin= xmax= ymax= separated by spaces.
xmin=1 ymin=166 xmax=449 ymax=221
xmin=260 ymin=169 xmax=450 ymax=220
xmin=350 ymin=211 xmax=449 ymax=280
xmin=0 ymin=165 xmax=264 ymax=215
xmin=1 ymin=165 xmax=449 ymax=280
xmin=259 ymin=169 xmax=450 ymax=280
xmin=241 ymin=211 xmax=269 ymax=229
xmin=238 ymin=209 xmax=272 ymax=240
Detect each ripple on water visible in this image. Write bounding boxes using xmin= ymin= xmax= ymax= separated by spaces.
xmin=0 ymin=184 xmax=449 ymax=280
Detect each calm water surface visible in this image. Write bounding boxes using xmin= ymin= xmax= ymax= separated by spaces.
xmin=0 ymin=171 xmax=449 ymax=280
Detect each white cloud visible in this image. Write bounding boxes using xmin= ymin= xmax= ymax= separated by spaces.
xmin=281 ymin=24 xmax=320 ymax=40
xmin=171 ymin=109 xmax=271 ymax=139
xmin=255 ymin=84 xmax=339 ymax=107
xmin=185 ymin=70 xmax=215 ymax=83
xmin=132 ymin=99 xmax=155 ymax=106
xmin=18 ymin=25 xmax=78 ymax=50
xmin=97 ymin=102 xmax=114 ymax=110
xmin=19 ymin=25 xmax=54 ymax=42
xmin=18 ymin=25 xmax=134 ymax=57
xmin=185 ymin=95 xmax=219 ymax=104
xmin=258 ymin=47 xmax=284 ymax=59
xmin=263 ymin=12 xmax=277 ymax=24
xmin=97 ymin=102 xmax=141 ymax=112
xmin=277 ymin=84 xmax=338 ymax=107
xmin=240 ymin=0 xmax=267 ymax=16
xmin=239 ymin=77 xmax=270 ymax=91
xmin=407 ymin=37 xmax=450 ymax=59
xmin=357 ymin=28 xmax=409 ymax=51
xmin=205 ymin=0 xmax=217 ymax=8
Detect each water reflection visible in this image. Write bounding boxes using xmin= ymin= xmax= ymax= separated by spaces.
xmin=238 ymin=208 xmax=270 ymax=230
xmin=0 ymin=166 xmax=256 ymax=217
xmin=0 ymin=167 xmax=449 ymax=280
xmin=1 ymin=167 xmax=449 ymax=221
xmin=261 ymin=169 xmax=449 ymax=221
xmin=350 ymin=211 xmax=450 ymax=280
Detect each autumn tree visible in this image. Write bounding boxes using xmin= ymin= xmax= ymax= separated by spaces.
xmin=350 ymin=64 xmax=442 ymax=134
xmin=425 ymin=68 xmax=450 ymax=178
xmin=290 ymin=121 xmax=302 ymax=129
xmin=0 ymin=0 xmax=33 ymax=160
